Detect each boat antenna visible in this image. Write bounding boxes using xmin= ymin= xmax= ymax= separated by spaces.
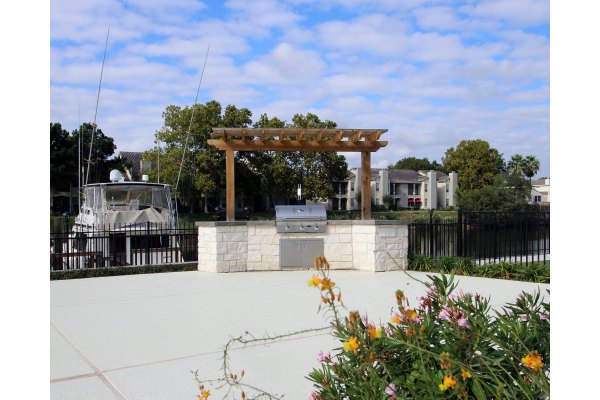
xmin=85 ymin=26 xmax=110 ymax=186
xmin=175 ymin=43 xmax=210 ymax=192
xmin=78 ymin=100 xmax=81 ymax=213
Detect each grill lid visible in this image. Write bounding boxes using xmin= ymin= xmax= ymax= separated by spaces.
xmin=275 ymin=205 xmax=327 ymax=221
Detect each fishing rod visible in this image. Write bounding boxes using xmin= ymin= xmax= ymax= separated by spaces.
xmin=85 ymin=27 xmax=110 ymax=186
xmin=175 ymin=44 xmax=210 ymax=192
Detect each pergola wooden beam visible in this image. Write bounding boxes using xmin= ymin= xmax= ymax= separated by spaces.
xmin=209 ymin=128 xmax=388 ymax=221
xmin=207 ymin=139 xmax=387 ymax=152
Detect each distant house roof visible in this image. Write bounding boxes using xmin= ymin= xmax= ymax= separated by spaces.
xmin=531 ymin=178 xmax=549 ymax=186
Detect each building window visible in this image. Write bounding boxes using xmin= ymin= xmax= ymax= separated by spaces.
xmin=446 ymin=198 xmax=449 ymax=206
xmin=375 ymin=198 xmax=379 ymax=205
xmin=351 ymin=198 xmax=354 ymax=208
xmin=425 ymin=198 xmax=428 ymax=207
xmin=425 ymin=183 xmax=428 ymax=193
xmin=446 ymin=183 xmax=449 ymax=192
xmin=351 ymin=181 xmax=354 ymax=191
xmin=376 ymin=182 xmax=380 ymax=192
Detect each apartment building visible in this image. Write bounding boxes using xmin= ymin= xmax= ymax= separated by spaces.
xmin=331 ymin=168 xmax=458 ymax=211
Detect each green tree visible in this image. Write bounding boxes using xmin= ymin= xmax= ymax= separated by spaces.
xmin=147 ymin=101 xmax=252 ymax=213
xmin=442 ymin=139 xmax=504 ymax=190
xmin=391 ymin=156 xmax=442 ymax=171
xmin=507 ymin=154 xmax=524 ymax=175
xmin=522 ymin=155 xmax=540 ymax=182
xmin=458 ymin=172 xmax=531 ymax=211
xmin=382 ymin=194 xmax=394 ymax=210
xmin=50 ymin=122 xmax=119 ymax=191
xmin=286 ymin=112 xmax=348 ymax=202
xmin=74 ymin=123 xmax=118 ymax=184
xmin=50 ymin=122 xmax=77 ymax=191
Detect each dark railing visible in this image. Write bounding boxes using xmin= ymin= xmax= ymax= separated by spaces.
xmin=408 ymin=210 xmax=550 ymax=265
xmin=50 ymin=221 xmax=198 ymax=271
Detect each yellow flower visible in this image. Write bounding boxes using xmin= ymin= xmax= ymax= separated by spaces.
xmin=406 ymin=309 xmax=419 ymax=322
xmin=438 ymin=375 xmax=457 ymax=391
xmin=308 ymin=274 xmax=321 ymax=287
xmin=522 ymin=351 xmax=544 ymax=374
xmin=320 ymin=278 xmax=335 ymax=290
xmin=461 ymin=368 xmax=472 ymax=380
xmin=390 ymin=312 xmax=401 ymax=324
xmin=199 ymin=389 xmax=211 ymax=399
xmin=343 ymin=336 xmax=360 ymax=353
xmin=367 ymin=325 xmax=382 ymax=340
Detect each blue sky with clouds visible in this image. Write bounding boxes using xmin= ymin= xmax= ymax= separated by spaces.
xmin=50 ymin=0 xmax=550 ymax=176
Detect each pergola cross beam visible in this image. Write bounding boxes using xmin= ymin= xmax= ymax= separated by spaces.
xmin=207 ymin=128 xmax=388 ymax=221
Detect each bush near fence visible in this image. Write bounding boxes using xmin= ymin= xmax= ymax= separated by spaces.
xmin=408 ymin=255 xmax=550 ymax=283
xmin=50 ymin=262 xmax=198 ymax=280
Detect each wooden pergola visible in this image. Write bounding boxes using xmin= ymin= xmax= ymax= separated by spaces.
xmin=207 ymin=128 xmax=388 ymax=221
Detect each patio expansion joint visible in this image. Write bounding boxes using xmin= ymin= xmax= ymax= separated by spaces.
xmin=51 ymin=320 xmax=129 ymax=400
xmin=107 ymin=329 xmax=332 ymax=374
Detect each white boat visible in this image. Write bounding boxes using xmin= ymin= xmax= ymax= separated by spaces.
xmin=61 ymin=170 xmax=181 ymax=269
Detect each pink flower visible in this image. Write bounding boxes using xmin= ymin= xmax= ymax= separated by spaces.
xmin=385 ymin=383 xmax=397 ymax=397
xmin=317 ymin=350 xmax=331 ymax=363
xmin=458 ymin=317 xmax=471 ymax=329
xmin=519 ymin=314 xmax=528 ymax=322
xmin=308 ymin=391 xmax=320 ymax=400
xmin=438 ymin=308 xmax=451 ymax=322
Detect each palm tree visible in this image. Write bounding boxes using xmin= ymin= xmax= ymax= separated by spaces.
xmin=507 ymin=154 xmax=525 ymax=175
xmin=522 ymin=155 xmax=540 ymax=183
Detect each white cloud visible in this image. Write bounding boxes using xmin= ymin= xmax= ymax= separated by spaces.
xmin=472 ymin=0 xmax=549 ymax=27
xmin=50 ymin=0 xmax=550 ymax=177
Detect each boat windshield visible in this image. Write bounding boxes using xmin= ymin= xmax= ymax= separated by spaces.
xmin=83 ymin=185 xmax=172 ymax=212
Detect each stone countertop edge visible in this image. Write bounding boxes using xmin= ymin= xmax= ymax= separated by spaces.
xmin=195 ymin=220 xmax=409 ymax=227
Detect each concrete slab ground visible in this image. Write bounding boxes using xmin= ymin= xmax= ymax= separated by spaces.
xmin=50 ymin=269 xmax=549 ymax=399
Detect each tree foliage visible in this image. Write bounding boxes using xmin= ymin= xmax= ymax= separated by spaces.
xmin=442 ymin=139 xmax=504 ymax=190
xmin=457 ymin=172 xmax=532 ymax=211
xmin=391 ymin=156 xmax=443 ymax=171
xmin=50 ymin=122 xmax=119 ymax=191
xmin=145 ymin=101 xmax=252 ymax=212
xmin=145 ymin=104 xmax=348 ymax=212
xmin=508 ymin=154 xmax=541 ymax=182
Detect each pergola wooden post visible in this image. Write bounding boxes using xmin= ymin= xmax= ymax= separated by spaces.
xmin=208 ymin=128 xmax=388 ymax=221
xmin=361 ymin=151 xmax=371 ymax=220
xmin=226 ymin=148 xmax=235 ymax=221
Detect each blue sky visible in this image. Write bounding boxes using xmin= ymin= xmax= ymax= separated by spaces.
xmin=50 ymin=0 xmax=550 ymax=176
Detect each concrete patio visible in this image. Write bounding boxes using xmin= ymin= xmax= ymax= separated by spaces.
xmin=50 ymin=269 xmax=549 ymax=399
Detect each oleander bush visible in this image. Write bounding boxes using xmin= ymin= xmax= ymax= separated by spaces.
xmin=193 ymin=256 xmax=549 ymax=399
xmin=306 ymin=257 xmax=549 ymax=400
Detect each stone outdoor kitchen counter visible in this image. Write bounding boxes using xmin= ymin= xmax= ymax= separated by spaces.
xmin=195 ymin=220 xmax=409 ymax=273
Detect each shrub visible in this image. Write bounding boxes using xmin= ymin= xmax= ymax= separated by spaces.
xmin=408 ymin=255 xmax=550 ymax=283
xmin=50 ymin=263 xmax=198 ymax=280
xmin=306 ymin=257 xmax=549 ymax=400
xmin=193 ymin=257 xmax=549 ymax=399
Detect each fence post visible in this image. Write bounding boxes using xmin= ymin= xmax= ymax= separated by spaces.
xmin=429 ymin=209 xmax=434 ymax=256
xmin=456 ymin=208 xmax=463 ymax=257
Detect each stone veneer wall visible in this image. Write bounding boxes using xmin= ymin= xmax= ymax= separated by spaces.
xmin=196 ymin=220 xmax=408 ymax=273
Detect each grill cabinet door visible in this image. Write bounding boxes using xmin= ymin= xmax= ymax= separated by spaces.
xmin=280 ymin=238 xmax=324 ymax=269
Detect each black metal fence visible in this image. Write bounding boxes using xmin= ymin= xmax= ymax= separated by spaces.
xmin=408 ymin=210 xmax=550 ymax=265
xmin=50 ymin=221 xmax=198 ymax=271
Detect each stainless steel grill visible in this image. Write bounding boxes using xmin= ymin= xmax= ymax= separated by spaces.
xmin=275 ymin=205 xmax=327 ymax=233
